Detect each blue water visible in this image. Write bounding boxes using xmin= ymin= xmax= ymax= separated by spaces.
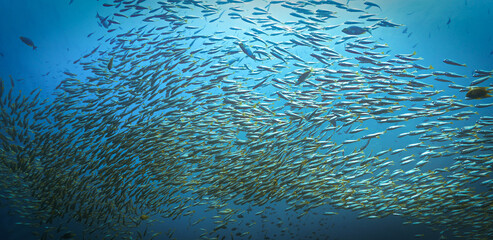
xmin=0 ymin=0 xmax=492 ymax=239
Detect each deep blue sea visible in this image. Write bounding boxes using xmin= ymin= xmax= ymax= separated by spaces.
xmin=0 ymin=0 xmax=492 ymax=240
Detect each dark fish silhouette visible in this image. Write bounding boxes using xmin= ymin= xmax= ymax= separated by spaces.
xmin=19 ymin=36 xmax=37 ymax=50
xmin=108 ymin=57 xmax=114 ymax=70
xmin=364 ymin=1 xmax=381 ymax=10
xmin=342 ymin=26 xmax=369 ymax=35
xmin=296 ymin=69 xmax=312 ymax=85
xmin=60 ymin=232 xmax=76 ymax=239
xmin=96 ymin=13 xmax=112 ymax=28
xmin=466 ymin=87 xmax=491 ymax=99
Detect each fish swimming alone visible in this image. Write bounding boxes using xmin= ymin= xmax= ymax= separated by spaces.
xmin=19 ymin=36 xmax=37 ymax=50
xmin=466 ymin=87 xmax=491 ymax=99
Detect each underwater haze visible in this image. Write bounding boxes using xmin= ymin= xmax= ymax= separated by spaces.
xmin=0 ymin=0 xmax=492 ymax=239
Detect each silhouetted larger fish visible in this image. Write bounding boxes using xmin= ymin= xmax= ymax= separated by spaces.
xmin=19 ymin=36 xmax=37 ymax=50
xmin=296 ymin=69 xmax=312 ymax=85
xmin=342 ymin=26 xmax=370 ymax=35
xmin=466 ymin=87 xmax=491 ymax=99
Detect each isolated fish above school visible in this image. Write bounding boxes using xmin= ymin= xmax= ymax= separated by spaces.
xmin=1 ymin=0 xmax=493 ymax=240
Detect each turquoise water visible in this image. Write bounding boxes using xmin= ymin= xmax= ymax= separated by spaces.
xmin=0 ymin=0 xmax=492 ymax=239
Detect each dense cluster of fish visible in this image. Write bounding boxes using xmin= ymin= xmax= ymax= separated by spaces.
xmin=3 ymin=0 xmax=493 ymax=239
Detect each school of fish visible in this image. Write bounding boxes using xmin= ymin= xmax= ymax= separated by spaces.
xmin=1 ymin=0 xmax=493 ymax=239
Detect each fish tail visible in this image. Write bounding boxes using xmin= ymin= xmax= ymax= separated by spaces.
xmin=33 ymin=46 xmax=37 ymax=50
xmin=366 ymin=26 xmax=375 ymax=35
